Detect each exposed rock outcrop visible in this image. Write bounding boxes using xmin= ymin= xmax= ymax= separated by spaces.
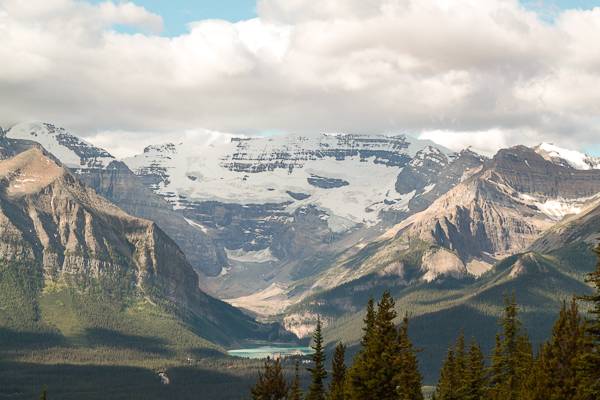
xmin=391 ymin=146 xmax=600 ymax=261
xmin=0 ymin=148 xmax=210 ymax=319
xmin=5 ymin=123 xmax=227 ymax=277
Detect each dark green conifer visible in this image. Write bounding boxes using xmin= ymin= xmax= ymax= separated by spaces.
xmin=40 ymin=385 xmax=47 ymax=400
xmin=345 ymin=294 xmax=377 ymax=400
xmin=289 ymin=356 xmax=303 ymax=400
xmin=521 ymin=299 xmax=591 ymax=400
xmin=361 ymin=294 xmax=376 ymax=348
xmin=347 ymin=292 xmax=424 ymax=400
xmin=463 ymin=337 xmax=486 ymax=400
xmin=327 ymin=341 xmax=346 ymax=400
xmin=306 ymin=318 xmax=327 ymax=400
xmin=434 ymin=341 xmax=459 ymax=400
xmin=487 ymin=292 xmax=532 ymax=400
xmin=395 ymin=313 xmax=424 ymax=400
xmin=374 ymin=290 xmax=401 ymax=398
xmin=577 ymin=239 xmax=600 ymax=400
xmin=248 ymin=356 xmax=289 ymax=400
xmin=434 ymin=331 xmax=485 ymax=400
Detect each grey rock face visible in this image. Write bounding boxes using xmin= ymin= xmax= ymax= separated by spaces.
xmin=307 ymin=174 xmax=350 ymax=189
xmin=5 ymin=123 xmax=227 ymax=277
xmin=220 ymin=135 xmax=415 ymax=174
xmin=395 ymin=147 xmax=487 ymax=214
xmin=0 ymin=148 xmax=210 ymax=320
xmin=393 ymin=146 xmax=600 ymax=261
xmin=75 ymin=161 xmax=227 ymax=276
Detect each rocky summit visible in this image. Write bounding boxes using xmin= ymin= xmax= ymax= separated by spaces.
xmin=3 ymin=122 xmax=600 ymax=387
xmin=0 ymin=142 xmax=285 ymax=345
xmin=5 ymin=123 xmax=227 ymax=277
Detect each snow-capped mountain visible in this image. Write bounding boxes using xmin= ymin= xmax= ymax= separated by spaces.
xmin=6 ymin=122 xmax=115 ymax=170
xmin=4 ymin=122 xmax=227 ymax=277
xmin=124 ymin=133 xmax=456 ymax=231
xmin=534 ymin=142 xmax=600 ymax=170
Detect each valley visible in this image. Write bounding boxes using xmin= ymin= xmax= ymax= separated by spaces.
xmin=1 ymin=122 xmax=600 ymax=396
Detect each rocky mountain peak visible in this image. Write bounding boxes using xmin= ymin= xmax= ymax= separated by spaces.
xmin=143 ymin=143 xmax=178 ymax=155
xmin=386 ymin=144 xmax=600 ymax=266
xmin=534 ymin=142 xmax=600 ymax=170
xmin=0 ymin=147 xmax=212 ymax=318
xmin=3 ymin=124 xmax=227 ymax=277
xmin=6 ymin=122 xmax=115 ymax=170
xmin=483 ymin=145 xmax=600 ymax=200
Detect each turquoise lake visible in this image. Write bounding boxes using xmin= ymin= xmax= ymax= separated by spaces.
xmin=227 ymin=345 xmax=315 ymax=359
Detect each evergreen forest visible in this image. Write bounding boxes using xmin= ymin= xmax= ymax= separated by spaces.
xmin=2 ymin=238 xmax=600 ymax=398
xmin=247 ymin=240 xmax=600 ymax=400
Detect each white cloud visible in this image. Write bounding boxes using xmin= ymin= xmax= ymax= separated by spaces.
xmin=0 ymin=0 xmax=600 ymax=156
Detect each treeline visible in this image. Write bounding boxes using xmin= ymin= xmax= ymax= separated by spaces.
xmin=249 ymin=291 xmax=426 ymax=400
xmin=248 ymin=243 xmax=600 ymax=400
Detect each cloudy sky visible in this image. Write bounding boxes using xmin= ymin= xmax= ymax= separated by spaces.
xmin=1 ymin=0 xmax=599 ymax=158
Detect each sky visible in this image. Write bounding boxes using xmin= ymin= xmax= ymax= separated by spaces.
xmin=1 ymin=0 xmax=600 ymax=158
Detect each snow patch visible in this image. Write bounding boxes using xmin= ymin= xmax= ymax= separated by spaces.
xmin=327 ymin=215 xmax=357 ymax=233
xmin=6 ymin=122 xmax=115 ymax=169
xmin=537 ymin=143 xmax=600 ymax=170
xmin=422 ymin=183 xmax=436 ymax=194
xmin=225 ymin=247 xmax=279 ymax=263
xmin=184 ymin=217 xmax=209 ymax=233
xmin=124 ymin=133 xmax=450 ymax=228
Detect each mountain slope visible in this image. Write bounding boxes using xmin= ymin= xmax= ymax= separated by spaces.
xmin=5 ymin=122 xmax=226 ymax=276
xmin=0 ymin=146 xmax=284 ymax=349
xmin=385 ymin=145 xmax=600 ymax=262
xmin=122 ymin=133 xmax=485 ymax=299
xmin=283 ymin=247 xmax=595 ymax=384
xmin=273 ymin=144 xmax=600 ymax=383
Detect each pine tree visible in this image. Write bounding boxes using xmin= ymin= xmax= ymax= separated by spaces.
xmin=577 ymin=239 xmax=600 ymax=400
xmin=347 ymin=291 xmax=402 ymax=400
xmin=521 ymin=299 xmax=592 ymax=400
xmin=347 ymin=292 xmax=424 ymax=400
xmin=434 ymin=331 xmax=485 ymax=400
xmin=434 ymin=341 xmax=458 ymax=400
xmin=40 ymin=385 xmax=47 ymax=400
xmin=487 ymin=292 xmax=532 ymax=400
xmin=361 ymin=294 xmax=376 ymax=348
xmin=306 ymin=318 xmax=327 ymax=400
xmin=373 ymin=290 xmax=401 ymax=398
xmin=327 ymin=341 xmax=346 ymax=400
xmin=248 ymin=356 xmax=289 ymax=400
xmin=289 ymin=356 xmax=303 ymax=400
xmin=395 ymin=313 xmax=424 ymax=400
xmin=345 ymin=294 xmax=377 ymax=400
xmin=463 ymin=337 xmax=486 ymax=400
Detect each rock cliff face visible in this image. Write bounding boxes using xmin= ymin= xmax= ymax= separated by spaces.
xmin=390 ymin=145 xmax=600 ymax=261
xmin=5 ymin=123 xmax=226 ymax=276
xmin=122 ymin=133 xmax=475 ymax=297
xmin=394 ymin=147 xmax=486 ymax=215
xmin=0 ymin=147 xmax=210 ymax=319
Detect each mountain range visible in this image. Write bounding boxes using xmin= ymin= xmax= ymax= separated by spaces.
xmin=2 ymin=121 xmax=600 ymax=386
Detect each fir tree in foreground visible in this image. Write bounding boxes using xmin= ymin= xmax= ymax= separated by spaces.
xmin=577 ymin=238 xmax=600 ymax=400
xmin=432 ymin=331 xmax=485 ymax=400
xmin=288 ymin=356 xmax=303 ymax=400
xmin=521 ymin=299 xmax=592 ymax=400
xmin=306 ymin=318 xmax=327 ymax=400
xmin=327 ymin=341 xmax=346 ymax=400
xmin=247 ymin=356 xmax=289 ymax=400
xmin=395 ymin=313 xmax=424 ymax=400
xmin=487 ymin=292 xmax=533 ymax=400
xmin=345 ymin=294 xmax=377 ymax=399
xmin=346 ymin=291 xmax=423 ymax=400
